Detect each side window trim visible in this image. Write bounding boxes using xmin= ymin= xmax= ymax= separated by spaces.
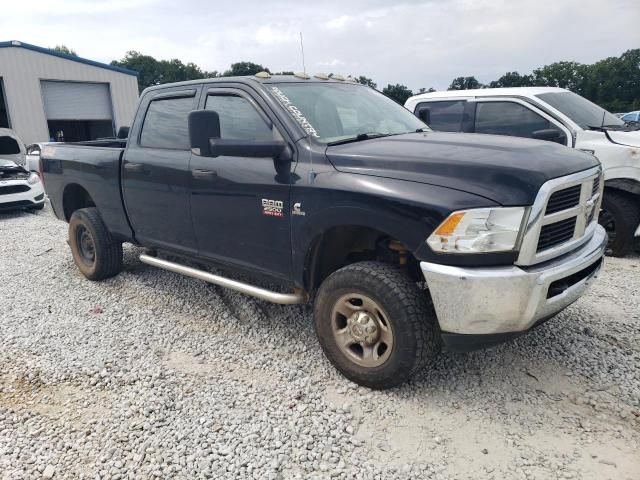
xmin=137 ymin=88 xmax=199 ymax=150
xmin=471 ymin=98 xmax=572 ymax=146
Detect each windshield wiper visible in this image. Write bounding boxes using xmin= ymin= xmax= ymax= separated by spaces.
xmin=327 ymin=132 xmax=391 ymax=146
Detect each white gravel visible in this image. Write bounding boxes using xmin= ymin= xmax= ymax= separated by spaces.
xmin=1 ymin=207 xmax=639 ymax=480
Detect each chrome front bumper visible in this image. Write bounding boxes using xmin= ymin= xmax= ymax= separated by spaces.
xmin=421 ymin=225 xmax=607 ymax=335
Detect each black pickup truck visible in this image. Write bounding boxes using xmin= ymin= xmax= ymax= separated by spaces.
xmin=41 ymin=74 xmax=607 ymax=389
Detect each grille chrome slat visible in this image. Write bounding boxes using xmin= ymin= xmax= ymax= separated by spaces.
xmin=537 ymin=217 xmax=577 ymax=252
xmin=545 ymin=184 xmax=581 ymax=215
xmin=516 ymin=166 xmax=603 ymax=266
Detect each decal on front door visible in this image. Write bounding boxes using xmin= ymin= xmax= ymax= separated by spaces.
xmin=261 ymin=198 xmax=284 ymax=218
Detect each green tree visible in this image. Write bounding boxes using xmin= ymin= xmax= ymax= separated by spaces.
xmin=52 ymin=45 xmax=77 ymax=56
xmin=418 ymin=87 xmax=436 ymax=93
xmin=382 ymin=84 xmax=414 ymax=104
xmin=531 ymin=61 xmax=587 ymax=91
xmin=111 ymin=51 xmax=217 ymax=91
xmin=224 ymin=62 xmax=270 ymax=76
xmin=356 ymin=75 xmax=377 ymax=89
xmin=580 ymin=49 xmax=640 ymax=112
xmin=488 ymin=71 xmax=533 ymax=88
xmin=448 ymin=76 xmax=483 ymax=90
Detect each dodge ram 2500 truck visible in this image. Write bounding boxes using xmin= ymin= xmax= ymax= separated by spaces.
xmin=41 ymin=74 xmax=607 ymax=389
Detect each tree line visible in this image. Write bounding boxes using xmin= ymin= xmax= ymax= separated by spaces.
xmin=446 ymin=49 xmax=639 ymax=112
xmin=55 ymin=46 xmax=640 ymax=112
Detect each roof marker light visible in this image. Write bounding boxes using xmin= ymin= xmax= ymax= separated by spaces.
xmin=255 ymin=71 xmax=271 ymax=79
xmin=314 ymin=73 xmax=330 ymax=80
xmin=294 ymin=72 xmax=310 ymax=79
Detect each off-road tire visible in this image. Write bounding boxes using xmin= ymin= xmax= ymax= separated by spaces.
xmin=69 ymin=207 xmax=123 ymax=280
xmin=600 ymin=191 xmax=640 ymax=257
xmin=314 ymin=261 xmax=438 ymax=390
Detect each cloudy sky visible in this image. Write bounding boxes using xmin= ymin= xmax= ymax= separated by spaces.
xmin=1 ymin=0 xmax=638 ymax=90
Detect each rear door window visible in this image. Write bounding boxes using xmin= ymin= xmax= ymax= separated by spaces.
xmin=140 ymin=96 xmax=194 ymax=149
xmin=415 ymin=101 xmax=466 ymax=132
xmin=474 ymin=101 xmax=558 ymax=139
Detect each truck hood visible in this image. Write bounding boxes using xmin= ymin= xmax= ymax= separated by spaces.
xmin=325 ymin=132 xmax=599 ymax=205
xmin=606 ymin=129 xmax=640 ymax=148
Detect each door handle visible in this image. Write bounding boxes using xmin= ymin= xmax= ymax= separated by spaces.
xmin=192 ymin=169 xmax=217 ymax=179
xmin=124 ymin=162 xmax=145 ymax=172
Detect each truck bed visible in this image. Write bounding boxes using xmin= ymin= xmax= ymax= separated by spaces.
xmin=41 ymin=141 xmax=133 ymax=240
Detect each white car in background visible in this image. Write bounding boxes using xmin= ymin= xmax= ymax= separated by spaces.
xmin=0 ymin=158 xmax=45 ymax=211
xmin=0 ymin=129 xmax=45 ymax=211
xmin=620 ymin=111 xmax=640 ymax=123
xmin=0 ymin=128 xmax=27 ymax=167
xmin=25 ymin=142 xmax=51 ymax=172
xmin=405 ymin=87 xmax=640 ymax=256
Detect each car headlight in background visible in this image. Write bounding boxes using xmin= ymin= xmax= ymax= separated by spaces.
xmin=427 ymin=207 xmax=527 ymax=253
xmin=27 ymin=172 xmax=41 ymax=185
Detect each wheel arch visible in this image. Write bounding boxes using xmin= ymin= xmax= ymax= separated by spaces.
xmin=301 ymin=223 xmax=422 ymax=292
xmin=604 ymin=178 xmax=640 ymax=197
xmin=62 ymin=183 xmax=96 ymax=221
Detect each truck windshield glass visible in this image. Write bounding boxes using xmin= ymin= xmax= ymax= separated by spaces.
xmin=269 ymin=83 xmax=427 ymax=144
xmin=536 ymin=91 xmax=623 ymax=129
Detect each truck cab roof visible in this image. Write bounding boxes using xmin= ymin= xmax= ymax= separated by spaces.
xmin=140 ymin=74 xmax=360 ymax=96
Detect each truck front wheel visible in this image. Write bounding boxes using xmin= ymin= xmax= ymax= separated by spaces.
xmin=600 ymin=191 xmax=640 ymax=257
xmin=314 ymin=261 xmax=438 ymax=389
xmin=69 ymin=207 xmax=123 ymax=280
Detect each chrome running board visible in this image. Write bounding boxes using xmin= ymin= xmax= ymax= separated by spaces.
xmin=139 ymin=254 xmax=308 ymax=305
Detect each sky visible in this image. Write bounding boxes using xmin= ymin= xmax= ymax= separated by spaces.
xmin=1 ymin=0 xmax=638 ymax=91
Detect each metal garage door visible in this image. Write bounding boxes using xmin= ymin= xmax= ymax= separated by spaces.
xmin=41 ymin=81 xmax=113 ymax=120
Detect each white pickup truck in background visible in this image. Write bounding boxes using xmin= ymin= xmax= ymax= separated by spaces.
xmin=405 ymin=87 xmax=640 ymax=256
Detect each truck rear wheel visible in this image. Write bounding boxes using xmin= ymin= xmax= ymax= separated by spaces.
xmin=69 ymin=207 xmax=123 ymax=280
xmin=314 ymin=261 xmax=437 ymax=389
xmin=600 ymin=191 xmax=640 ymax=257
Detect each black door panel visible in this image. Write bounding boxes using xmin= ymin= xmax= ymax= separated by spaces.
xmin=122 ymin=88 xmax=200 ymax=253
xmin=190 ymin=88 xmax=293 ymax=282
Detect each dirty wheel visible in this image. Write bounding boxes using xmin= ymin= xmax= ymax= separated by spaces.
xmin=314 ymin=261 xmax=437 ymax=389
xmin=69 ymin=207 xmax=122 ymax=280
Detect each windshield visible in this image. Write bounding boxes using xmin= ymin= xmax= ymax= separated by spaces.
xmin=536 ymin=91 xmax=624 ymax=129
xmin=269 ymin=82 xmax=427 ymax=144
xmin=0 ymin=135 xmax=21 ymax=155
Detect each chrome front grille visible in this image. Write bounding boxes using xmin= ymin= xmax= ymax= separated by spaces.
xmin=517 ymin=166 xmax=603 ymax=266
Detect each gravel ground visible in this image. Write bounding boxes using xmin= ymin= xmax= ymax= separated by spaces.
xmin=1 ymin=207 xmax=639 ymax=480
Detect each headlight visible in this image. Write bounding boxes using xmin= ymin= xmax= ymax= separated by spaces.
xmin=427 ymin=207 xmax=527 ymax=253
xmin=27 ymin=172 xmax=41 ymax=185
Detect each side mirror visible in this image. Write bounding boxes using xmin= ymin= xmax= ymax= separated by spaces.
xmin=532 ymin=128 xmax=566 ymax=145
xmin=415 ymin=106 xmax=431 ymax=124
xmin=189 ymin=110 xmax=220 ymax=156
xmin=189 ymin=109 xmax=290 ymax=160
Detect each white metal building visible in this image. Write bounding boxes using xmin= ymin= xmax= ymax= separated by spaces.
xmin=0 ymin=40 xmax=139 ymax=144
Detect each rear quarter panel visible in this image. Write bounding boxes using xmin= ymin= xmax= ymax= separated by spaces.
xmin=41 ymin=143 xmax=133 ymax=240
